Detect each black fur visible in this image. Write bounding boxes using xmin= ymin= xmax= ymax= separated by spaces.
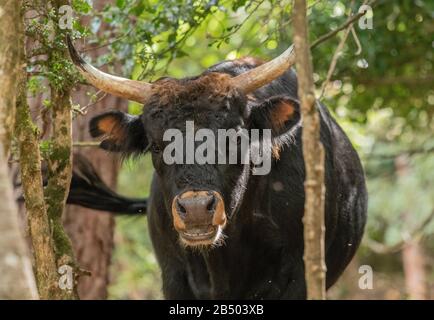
xmin=67 ymin=154 xmax=147 ymax=214
xmin=68 ymin=60 xmax=368 ymax=299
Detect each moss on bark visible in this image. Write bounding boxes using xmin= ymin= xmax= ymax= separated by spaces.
xmin=14 ymin=0 xmax=79 ymax=299
xmin=41 ymin=0 xmax=79 ymax=299
xmin=15 ymin=75 xmax=61 ymax=299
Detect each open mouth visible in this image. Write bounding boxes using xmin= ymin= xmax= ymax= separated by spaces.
xmin=180 ymin=226 xmax=218 ymax=245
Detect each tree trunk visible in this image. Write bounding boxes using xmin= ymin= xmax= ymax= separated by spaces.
xmin=14 ymin=1 xmax=78 ymax=299
xmin=395 ymin=155 xmax=428 ymax=300
xmin=292 ymin=0 xmax=327 ymax=299
xmin=62 ymin=0 xmax=127 ymax=299
xmin=0 ymin=0 xmax=38 ymax=298
xmin=64 ymin=98 xmax=124 ymax=300
xmin=15 ymin=53 xmax=62 ymax=300
xmin=15 ymin=0 xmax=73 ymax=299
xmin=37 ymin=0 xmax=80 ymax=300
xmin=0 ymin=0 xmax=21 ymax=155
xmin=402 ymin=241 xmax=427 ymax=300
xmin=0 ymin=147 xmax=38 ymax=299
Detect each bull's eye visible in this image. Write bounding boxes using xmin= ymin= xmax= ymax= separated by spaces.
xmin=150 ymin=143 xmax=162 ymax=154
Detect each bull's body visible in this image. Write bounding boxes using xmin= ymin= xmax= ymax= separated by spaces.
xmin=144 ymin=61 xmax=367 ymax=299
xmin=65 ymin=37 xmax=367 ymax=299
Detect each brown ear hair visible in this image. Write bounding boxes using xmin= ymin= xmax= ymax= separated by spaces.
xmin=89 ymin=111 xmax=148 ymax=155
xmin=250 ymin=95 xmax=300 ymax=136
xmin=249 ymin=96 xmax=301 ymax=159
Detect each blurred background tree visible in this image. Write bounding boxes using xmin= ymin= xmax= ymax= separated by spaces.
xmin=63 ymin=0 xmax=433 ymax=299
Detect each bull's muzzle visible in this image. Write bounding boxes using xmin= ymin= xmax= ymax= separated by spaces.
xmin=172 ymin=190 xmax=226 ymax=246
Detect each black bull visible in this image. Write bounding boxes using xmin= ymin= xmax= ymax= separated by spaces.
xmin=67 ymin=58 xmax=368 ymax=299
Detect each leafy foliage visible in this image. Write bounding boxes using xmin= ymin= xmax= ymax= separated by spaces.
xmin=311 ymin=0 xmax=434 ymax=128
xmin=33 ymin=0 xmax=431 ymax=298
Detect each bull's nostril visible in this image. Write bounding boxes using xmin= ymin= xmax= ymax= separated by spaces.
xmin=207 ymin=195 xmax=216 ymax=212
xmin=176 ymin=199 xmax=187 ymax=216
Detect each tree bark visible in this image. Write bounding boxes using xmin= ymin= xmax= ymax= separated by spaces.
xmin=43 ymin=86 xmax=79 ymax=299
xmin=0 ymin=0 xmax=38 ymax=299
xmin=395 ymin=155 xmax=428 ymax=300
xmin=64 ymin=97 xmax=123 ymax=300
xmin=38 ymin=0 xmax=79 ymax=299
xmin=0 ymin=147 xmax=38 ymax=299
xmin=14 ymin=1 xmax=66 ymax=299
xmin=15 ymin=69 xmax=61 ymax=299
xmin=292 ymin=0 xmax=327 ymax=299
xmin=62 ymin=0 xmax=126 ymax=299
xmin=45 ymin=90 xmax=75 ymax=268
xmin=0 ymin=0 xmax=21 ymax=155
xmin=15 ymin=1 xmax=78 ymax=298
xmin=402 ymin=241 xmax=427 ymax=300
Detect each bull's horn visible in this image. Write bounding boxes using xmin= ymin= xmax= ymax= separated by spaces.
xmin=67 ymin=36 xmax=152 ymax=104
xmin=230 ymin=45 xmax=295 ymax=94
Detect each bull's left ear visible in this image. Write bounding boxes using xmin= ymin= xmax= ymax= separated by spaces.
xmin=89 ymin=110 xmax=148 ymax=156
xmin=249 ymin=95 xmax=300 ymax=137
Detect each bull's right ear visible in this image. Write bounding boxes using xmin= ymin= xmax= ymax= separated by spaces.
xmin=89 ymin=111 xmax=148 ymax=156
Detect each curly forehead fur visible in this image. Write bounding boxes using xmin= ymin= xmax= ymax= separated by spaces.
xmin=148 ymin=72 xmax=239 ymax=108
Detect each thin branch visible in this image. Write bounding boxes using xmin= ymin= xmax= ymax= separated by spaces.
xmin=364 ymin=210 xmax=434 ymax=254
xmin=318 ymin=20 xmax=352 ymax=99
xmin=318 ymin=0 xmax=361 ymax=99
xmin=293 ymin=0 xmax=326 ymax=300
xmin=351 ymin=26 xmax=362 ymax=55
xmin=259 ymin=0 xmax=321 ymax=46
xmin=310 ymin=0 xmax=376 ymax=50
xmin=357 ymin=75 xmax=434 ymax=87
xmin=368 ymin=146 xmax=434 ymax=160
xmin=207 ymin=0 xmax=266 ymax=42
xmin=81 ymin=29 xmax=133 ymax=53
xmin=73 ymin=141 xmax=100 ymax=147
xmin=79 ymin=91 xmax=107 ymax=114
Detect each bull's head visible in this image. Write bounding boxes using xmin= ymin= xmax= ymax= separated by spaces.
xmin=67 ymin=36 xmax=298 ymax=247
